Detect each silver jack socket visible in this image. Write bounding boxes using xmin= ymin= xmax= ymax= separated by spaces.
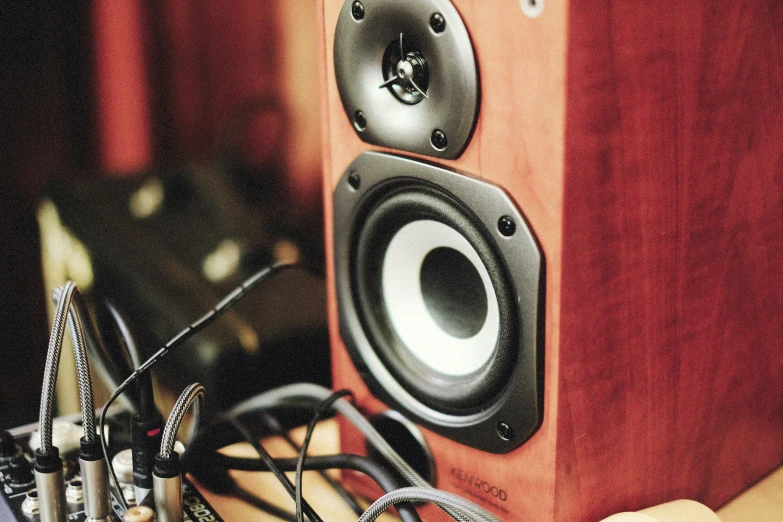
xmin=65 ymin=477 xmax=84 ymax=503
xmin=21 ymin=489 xmax=40 ymax=516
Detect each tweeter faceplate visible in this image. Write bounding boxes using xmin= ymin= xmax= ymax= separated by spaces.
xmin=334 ymin=0 xmax=479 ymax=159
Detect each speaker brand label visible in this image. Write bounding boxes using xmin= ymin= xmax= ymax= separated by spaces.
xmin=449 ymin=467 xmax=509 ymax=514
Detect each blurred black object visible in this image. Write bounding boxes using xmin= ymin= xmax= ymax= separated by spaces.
xmin=44 ymin=161 xmax=329 ymax=419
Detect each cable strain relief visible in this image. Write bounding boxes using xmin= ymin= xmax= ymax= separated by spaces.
xmin=79 ymin=436 xmax=103 ymax=461
xmin=153 ymin=452 xmax=181 ymax=478
xmin=34 ymin=447 xmax=63 ymax=474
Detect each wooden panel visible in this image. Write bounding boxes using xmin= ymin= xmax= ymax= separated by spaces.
xmin=556 ymin=1 xmax=783 ymax=519
xmin=319 ymin=0 xmax=783 ymax=521
xmin=319 ymin=0 xmax=568 ymax=520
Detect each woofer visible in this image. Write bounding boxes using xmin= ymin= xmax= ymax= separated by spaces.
xmin=333 ymin=152 xmax=544 ymax=453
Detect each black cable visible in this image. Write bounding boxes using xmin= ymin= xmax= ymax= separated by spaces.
xmin=68 ymin=290 xmax=140 ymax=412
xmin=193 ymin=453 xmax=422 ymax=522
xmin=106 ymin=300 xmax=164 ymax=501
xmin=295 ymin=389 xmax=353 ymax=522
xmin=98 ymin=262 xmax=309 ymax=512
xmin=259 ymin=411 xmax=364 ymax=517
xmin=226 ymin=416 xmax=323 ymax=522
xmin=104 ymin=300 xmax=143 ymax=368
xmin=105 ymin=301 xmax=158 ymax=418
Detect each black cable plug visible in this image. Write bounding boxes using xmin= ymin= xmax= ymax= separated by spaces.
xmin=79 ymin=437 xmax=111 ymax=521
xmin=153 ymin=452 xmax=182 ymax=522
xmin=106 ymin=300 xmax=165 ymax=503
xmin=131 ymin=412 xmax=163 ymax=504
xmin=34 ymin=447 xmax=67 ymax=522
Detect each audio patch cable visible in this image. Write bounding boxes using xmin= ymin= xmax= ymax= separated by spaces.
xmin=37 ymin=282 xmax=111 ymax=522
xmin=258 ymin=410 xmax=364 ymax=516
xmin=230 ymin=383 xmax=501 ymax=522
xmin=187 ymin=417 xmax=422 ymax=522
xmin=105 ymin=301 xmax=164 ymax=504
xmin=70 ymin=257 xmax=495 ymax=521
xmin=360 ymin=487 xmax=501 ymax=522
xmin=226 ymin=416 xmax=324 ymax=522
xmin=97 ymin=261 xmax=310 ymax=513
xmin=293 ymin=389 xmax=354 ymax=522
xmin=153 ymin=383 xmax=205 ymax=522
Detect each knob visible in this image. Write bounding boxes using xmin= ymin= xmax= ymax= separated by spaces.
xmin=0 ymin=431 xmax=19 ymax=460
xmin=9 ymin=456 xmax=35 ymax=486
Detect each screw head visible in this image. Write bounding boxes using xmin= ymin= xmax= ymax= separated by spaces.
xmin=351 ymin=1 xmax=364 ymax=21
xmin=497 ymin=216 xmax=516 ymax=236
xmin=353 ymin=110 xmax=367 ymax=132
xmin=497 ymin=422 xmax=513 ymax=441
xmin=348 ymin=172 xmax=361 ymax=190
xmin=429 ymin=13 xmax=446 ymax=33
xmin=430 ymin=129 xmax=448 ymax=150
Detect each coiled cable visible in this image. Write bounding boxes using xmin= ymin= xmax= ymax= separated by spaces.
xmin=99 ymin=262 xmax=309 ymax=512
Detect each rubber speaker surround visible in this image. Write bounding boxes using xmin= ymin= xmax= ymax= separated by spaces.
xmin=352 ymin=185 xmax=518 ymax=414
xmin=333 ymin=152 xmax=544 ymax=453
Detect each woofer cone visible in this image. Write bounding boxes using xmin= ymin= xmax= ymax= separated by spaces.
xmin=351 ymin=183 xmax=518 ymax=414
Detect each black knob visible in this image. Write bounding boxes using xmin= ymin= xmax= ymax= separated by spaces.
xmin=0 ymin=431 xmax=18 ymax=460
xmin=9 ymin=456 xmax=34 ymax=486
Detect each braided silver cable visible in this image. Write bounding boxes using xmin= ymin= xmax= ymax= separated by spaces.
xmin=358 ymin=487 xmax=501 ymax=522
xmin=65 ymin=288 xmax=96 ymax=441
xmin=38 ymin=282 xmax=76 ymax=454
xmin=49 ymin=285 xmax=97 ymax=442
xmin=159 ymin=383 xmax=205 ymax=459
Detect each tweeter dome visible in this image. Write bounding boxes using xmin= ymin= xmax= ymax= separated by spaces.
xmin=333 ymin=152 xmax=544 ymax=452
xmin=333 ymin=0 xmax=479 ymax=158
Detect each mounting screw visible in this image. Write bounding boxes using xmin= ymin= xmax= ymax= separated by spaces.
xmin=497 ymin=216 xmax=516 ymax=237
xmin=429 ymin=13 xmax=446 ymax=33
xmin=497 ymin=422 xmax=513 ymax=441
xmin=348 ymin=172 xmax=361 ymax=190
xmin=430 ymin=129 xmax=448 ymax=150
xmin=353 ymin=110 xmax=367 ymax=132
xmin=351 ymin=1 xmax=364 ymax=21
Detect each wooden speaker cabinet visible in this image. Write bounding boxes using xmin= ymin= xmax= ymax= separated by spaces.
xmin=317 ymin=0 xmax=783 ymax=520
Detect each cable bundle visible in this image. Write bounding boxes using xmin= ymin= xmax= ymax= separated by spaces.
xmin=36 ymin=282 xmax=111 ymax=522
xmin=38 ymin=265 xmax=503 ymax=522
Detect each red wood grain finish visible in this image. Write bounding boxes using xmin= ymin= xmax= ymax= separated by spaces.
xmin=318 ymin=0 xmax=783 ymax=520
xmin=556 ymin=2 xmax=783 ymax=519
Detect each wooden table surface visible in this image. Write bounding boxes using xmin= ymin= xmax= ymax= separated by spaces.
xmin=195 ymin=420 xmax=783 ymax=521
xmin=717 ymin=466 xmax=783 ymax=522
xmin=194 ymin=420 xmax=398 ymax=522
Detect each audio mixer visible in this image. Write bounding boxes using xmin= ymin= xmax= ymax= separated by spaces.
xmin=0 ymin=412 xmax=224 ymax=522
